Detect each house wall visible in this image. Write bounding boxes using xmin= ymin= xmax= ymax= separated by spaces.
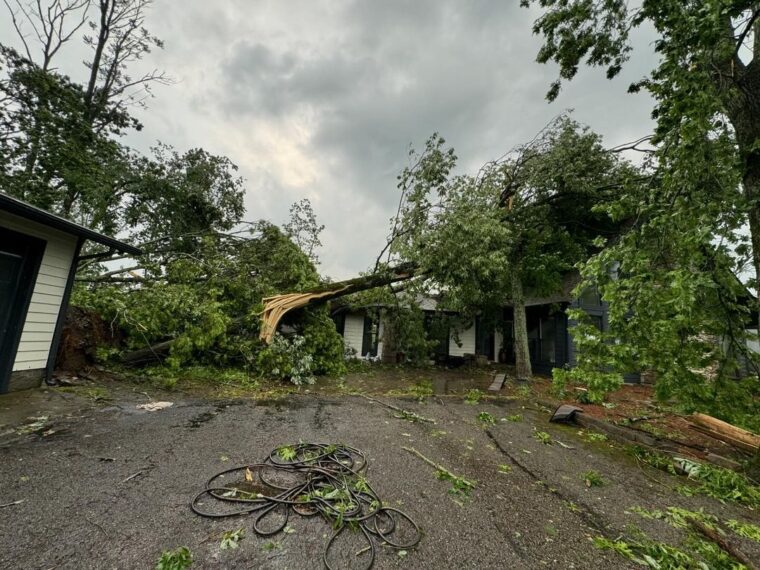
xmin=343 ymin=312 xmax=365 ymax=356
xmin=449 ymin=322 xmax=476 ymax=357
xmin=0 ymin=210 xmax=77 ymax=389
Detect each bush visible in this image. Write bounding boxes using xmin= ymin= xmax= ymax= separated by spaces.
xmin=256 ymin=334 xmax=315 ymax=386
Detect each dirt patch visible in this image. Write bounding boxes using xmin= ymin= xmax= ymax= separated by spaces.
xmin=55 ymin=306 xmax=123 ymax=373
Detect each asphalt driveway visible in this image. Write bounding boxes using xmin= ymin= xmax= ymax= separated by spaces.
xmin=0 ymin=386 xmax=756 ymax=569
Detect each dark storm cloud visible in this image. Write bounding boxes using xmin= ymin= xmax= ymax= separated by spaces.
xmin=199 ymin=1 xmax=658 ymax=279
xmin=1 ymin=0 xmax=658 ymax=278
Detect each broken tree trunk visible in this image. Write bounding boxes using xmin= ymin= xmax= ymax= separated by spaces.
xmin=259 ymin=262 xmax=417 ymax=343
xmin=689 ymin=413 xmax=760 ymax=454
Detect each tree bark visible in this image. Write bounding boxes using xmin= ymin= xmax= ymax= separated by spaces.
xmin=511 ymin=270 xmax=532 ymax=381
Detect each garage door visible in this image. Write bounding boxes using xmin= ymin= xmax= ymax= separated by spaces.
xmin=0 ymin=227 xmax=45 ymax=393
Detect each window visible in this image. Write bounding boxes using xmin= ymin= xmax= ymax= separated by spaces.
xmin=579 ymin=286 xmax=601 ymax=307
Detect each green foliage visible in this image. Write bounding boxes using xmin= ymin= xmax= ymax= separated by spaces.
xmin=604 ymin=506 xmax=760 ymax=568
xmin=219 ymin=529 xmax=244 ymax=551
xmin=277 ymin=445 xmax=297 ymax=461
xmin=524 ymin=0 xmax=760 ymax=429
xmin=673 ymin=457 xmax=760 ymax=508
xmin=409 ymin=379 xmax=434 ymax=402
xmin=297 ymin=309 xmax=346 ymax=377
xmin=498 ymin=464 xmax=512 ymax=474
xmin=725 ymin=519 xmax=760 ymax=543
xmin=582 ymin=470 xmax=605 ymax=487
xmin=155 ymin=547 xmax=192 ymax=570
xmin=579 ymin=431 xmax=608 ymax=443
xmin=477 ymin=411 xmax=496 ymax=425
xmin=631 ymin=447 xmax=760 ymax=508
xmin=257 ymin=335 xmax=315 ymax=386
xmin=533 ymin=429 xmax=552 ymax=445
xmin=435 ymin=469 xmax=476 ymax=498
xmin=504 ymin=414 xmax=523 ymax=422
xmin=464 ymin=389 xmax=483 ymax=404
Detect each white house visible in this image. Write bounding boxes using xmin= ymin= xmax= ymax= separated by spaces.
xmin=0 ymin=193 xmax=140 ymax=393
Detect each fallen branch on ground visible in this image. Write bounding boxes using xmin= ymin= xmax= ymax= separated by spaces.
xmin=360 ymin=395 xmax=435 ymax=423
xmin=402 ymin=446 xmax=475 ymax=497
xmin=687 ymin=518 xmax=758 ymax=570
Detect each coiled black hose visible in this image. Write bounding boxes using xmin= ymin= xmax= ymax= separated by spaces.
xmin=191 ymin=443 xmax=421 ymax=569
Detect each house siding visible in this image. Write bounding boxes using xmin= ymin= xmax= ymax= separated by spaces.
xmin=343 ymin=312 xmax=365 ymax=356
xmin=449 ymin=323 xmax=476 ymax=357
xmin=0 ymin=210 xmax=77 ymax=376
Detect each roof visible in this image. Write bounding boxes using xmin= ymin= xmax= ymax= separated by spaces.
xmin=0 ymin=192 xmax=141 ymax=255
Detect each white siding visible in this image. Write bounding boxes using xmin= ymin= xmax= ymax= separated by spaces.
xmin=0 ymin=210 xmax=77 ymax=372
xmin=449 ymin=323 xmax=476 ymax=357
xmin=343 ymin=312 xmax=365 ymax=356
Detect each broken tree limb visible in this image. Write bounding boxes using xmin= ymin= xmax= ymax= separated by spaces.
xmin=259 ymin=262 xmax=418 ymax=343
xmin=360 ymin=395 xmax=435 ymax=423
xmin=687 ymin=518 xmax=758 ymax=570
xmin=402 ymin=446 xmax=474 ymax=490
xmin=119 ymin=339 xmax=174 ymax=366
xmin=689 ymin=413 xmax=759 ymax=454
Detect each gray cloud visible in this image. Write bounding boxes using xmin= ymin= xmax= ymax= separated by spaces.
xmin=2 ymin=0 xmax=660 ymax=279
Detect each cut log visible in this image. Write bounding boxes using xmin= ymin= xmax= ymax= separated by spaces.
xmin=689 ymin=413 xmax=759 ymax=454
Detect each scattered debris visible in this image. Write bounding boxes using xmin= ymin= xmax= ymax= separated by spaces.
xmin=533 ymin=429 xmax=552 ymax=445
xmin=136 ymin=401 xmax=173 ymax=412
xmin=402 ymin=446 xmax=476 ymax=498
xmin=220 ymin=528 xmax=245 ymax=550
xmin=582 ymin=470 xmax=605 ymax=487
xmin=689 ymin=412 xmax=759 ymax=454
xmin=477 ymin=411 xmax=496 ymax=425
xmin=549 ymin=404 xmax=583 ymax=423
xmin=0 ymin=499 xmax=25 ymax=508
xmin=191 ymin=443 xmax=421 ymax=569
xmin=488 ymin=373 xmax=506 ymax=392
xmin=360 ymin=394 xmax=435 ymax=423
xmin=121 ymin=471 xmax=144 ymax=484
xmin=156 ymin=546 xmax=192 ymax=570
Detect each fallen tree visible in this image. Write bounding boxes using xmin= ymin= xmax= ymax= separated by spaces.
xmin=118 ymin=262 xmax=418 ymax=365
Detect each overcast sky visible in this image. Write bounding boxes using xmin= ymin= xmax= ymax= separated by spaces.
xmin=4 ymin=0 xmax=660 ymax=279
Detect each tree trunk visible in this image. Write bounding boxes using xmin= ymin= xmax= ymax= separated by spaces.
xmin=511 ymin=270 xmax=532 ymax=381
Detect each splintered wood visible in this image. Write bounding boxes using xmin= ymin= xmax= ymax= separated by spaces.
xmin=259 ymin=288 xmax=348 ymax=343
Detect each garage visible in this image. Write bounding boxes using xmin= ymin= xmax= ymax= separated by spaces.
xmin=0 ymin=193 xmax=140 ymax=393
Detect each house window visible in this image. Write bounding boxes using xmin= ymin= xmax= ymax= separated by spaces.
xmin=579 ymin=286 xmax=601 ymax=307
xmin=589 ymin=314 xmax=603 ymax=332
